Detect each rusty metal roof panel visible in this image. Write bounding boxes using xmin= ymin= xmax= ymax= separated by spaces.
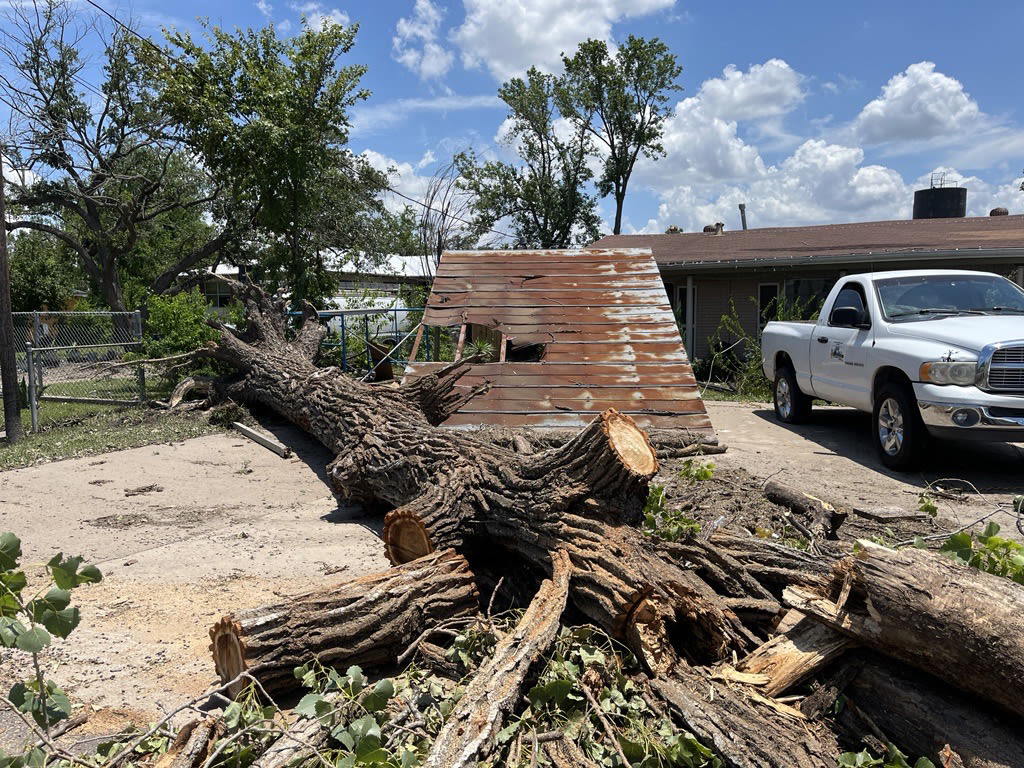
xmin=405 ymin=248 xmax=713 ymax=435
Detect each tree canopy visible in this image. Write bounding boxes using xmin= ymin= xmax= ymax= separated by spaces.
xmin=0 ymin=0 xmax=229 ymax=313
xmin=557 ymin=36 xmax=682 ymax=235
xmin=152 ymin=18 xmax=394 ymax=307
xmin=457 ymin=67 xmax=600 ymax=249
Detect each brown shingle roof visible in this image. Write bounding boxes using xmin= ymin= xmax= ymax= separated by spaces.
xmin=593 ymin=215 xmax=1024 ymax=268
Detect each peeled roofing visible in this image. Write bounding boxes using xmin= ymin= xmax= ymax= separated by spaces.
xmin=403 ymin=247 xmax=712 ymax=433
xmin=593 ymin=215 xmax=1024 ymax=267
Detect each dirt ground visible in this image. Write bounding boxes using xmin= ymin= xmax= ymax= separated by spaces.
xmin=0 ymin=420 xmax=388 ymax=751
xmin=1 ymin=401 xmax=1021 ymax=750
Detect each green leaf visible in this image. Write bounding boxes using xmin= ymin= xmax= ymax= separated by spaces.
xmin=294 ymin=693 xmax=327 ymax=719
xmin=46 ymin=555 xmax=102 ymax=590
xmin=361 ymin=678 xmax=394 ymax=714
xmin=345 ymin=665 xmax=365 ymax=695
xmin=0 ymin=618 xmax=28 ymax=648
xmin=528 ymin=679 xmax=574 ymax=707
xmin=0 ymin=533 xmax=21 ymax=570
xmin=15 ymin=626 xmax=50 ymax=653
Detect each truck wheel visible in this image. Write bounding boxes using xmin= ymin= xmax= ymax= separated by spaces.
xmin=774 ymin=366 xmax=812 ymax=424
xmin=873 ymin=383 xmax=925 ymax=471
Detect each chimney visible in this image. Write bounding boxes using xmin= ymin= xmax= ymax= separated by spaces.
xmin=738 ymin=203 xmax=748 ymax=230
xmin=714 ymin=222 xmax=724 ymax=236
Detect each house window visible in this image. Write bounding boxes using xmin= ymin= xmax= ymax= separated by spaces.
xmin=785 ymin=278 xmax=833 ymax=318
xmin=204 ymin=279 xmax=234 ymax=308
xmin=758 ymin=283 xmax=779 ymax=329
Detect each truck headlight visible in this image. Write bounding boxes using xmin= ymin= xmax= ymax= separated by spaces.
xmin=919 ymin=361 xmax=977 ymax=385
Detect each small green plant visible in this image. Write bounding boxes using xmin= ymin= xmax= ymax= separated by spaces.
xmin=939 ymin=522 xmax=1024 ymax=585
xmin=462 ymin=339 xmax=496 ymax=362
xmin=0 ymin=532 xmax=102 ymax=765
xmin=643 ymin=484 xmax=702 ymax=542
xmin=917 ymin=493 xmax=938 ymax=518
xmin=838 ymin=744 xmax=935 ymax=767
xmin=679 ymin=458 xmax=715 ymax=482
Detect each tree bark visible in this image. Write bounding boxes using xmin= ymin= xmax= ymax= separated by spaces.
xmin=650 ymin=665 xmax=839 ymax=768
xmin=762 ymin=479 xmax=846 ymax=540
xmin=847 ymin=656 xmax=1024 ymax=768
xmin=424 ymin=550 xmax=571 ymax=768
xmin=0 ymin=159 xmax=24 ymax=443
xmin=209 ymin=550 xmax=479 ymax=696
xmin=784 ymin=540 xmax=1024 ymax=719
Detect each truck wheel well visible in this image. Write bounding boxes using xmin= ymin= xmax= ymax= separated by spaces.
xmin=775 ymin=351 xmax=794 ymax=373
xmin=872 ymin=366 xmax=912 ymax=404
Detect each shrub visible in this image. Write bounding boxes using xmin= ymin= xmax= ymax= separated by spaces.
xmin=143 ymin=291 xmax=219 ymax=358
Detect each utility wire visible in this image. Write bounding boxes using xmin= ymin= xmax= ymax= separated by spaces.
xmin=77 ymin=0 xmax=515 ymax=241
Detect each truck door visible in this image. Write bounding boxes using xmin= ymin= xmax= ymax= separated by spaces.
xmin=809 ymin=282 xmax=873 ymax=408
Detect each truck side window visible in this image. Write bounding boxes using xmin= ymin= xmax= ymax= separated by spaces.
xmin=830 ymin=283 xmax=869 ymax=327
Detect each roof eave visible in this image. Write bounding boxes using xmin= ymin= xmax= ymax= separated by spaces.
xmin=657 ymin=248 xmax=1024 ymax=273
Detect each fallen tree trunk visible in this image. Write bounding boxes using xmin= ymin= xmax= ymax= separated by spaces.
xmin=425 ymin=550 xmax=571 ymax=768
xmin=785 ymin=540 xmax=1024 ymax=719
xmin=209 ymin=549 xmax=479 ymax=696
xmin=847 ymin=656 xmax=1024 ymax=768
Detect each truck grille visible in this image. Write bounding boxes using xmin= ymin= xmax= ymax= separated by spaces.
xmin=987 ymin=345 xmax=1024 ymax=392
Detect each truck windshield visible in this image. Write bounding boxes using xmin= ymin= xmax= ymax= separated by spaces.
xmin=875 ymin=274 xmax=1024 ymax=320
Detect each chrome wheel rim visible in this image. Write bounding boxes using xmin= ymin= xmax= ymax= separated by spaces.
xmin=777 ymin=376 xmax=792 ymax=419
xmin=878 ymin=397 xmax=904 ymax=456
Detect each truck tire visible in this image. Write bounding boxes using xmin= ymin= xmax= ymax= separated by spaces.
xmin=873 ymin=383 xmax=925 ymax=471
xmin=774 ymin=365 xmax=812 ymax=424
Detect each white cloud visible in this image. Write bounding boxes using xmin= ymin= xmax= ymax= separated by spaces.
xmin=393 ymin=0 xmax=454 ymax=81
xmin=635 ymin=60 xmax=804 ymax=189
xmin=351 ymin=93 xmax=504 ymax=137
xmin=416 ymin=149 xmax=437 ymax=170
xmin=694 ymin=59 xmax=805 ymax=122
xmin=290 ymin=1 xmax=349 ymax=28
xmin=453 ymin=0 xmax=675 ymax=82
xmin=854 ymin=61 xmax=981 ymax=145
xmin=255 ymin=0 xmax=273 ymax=18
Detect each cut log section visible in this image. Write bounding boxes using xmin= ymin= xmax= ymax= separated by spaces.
xmin=785 ymin=540 xmax=1024 ymax=719
xmin=424 ymin=550 xmax=572 ymax=768
xmin=209 ymin=550 xmax=479 ymax=696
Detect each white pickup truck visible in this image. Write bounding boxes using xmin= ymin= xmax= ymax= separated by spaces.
xmin=761 ymin=270 xmax=1024 ymax=469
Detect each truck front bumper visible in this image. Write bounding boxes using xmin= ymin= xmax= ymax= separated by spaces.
xmin=914 ymin=383 xmax=1024 ymax=442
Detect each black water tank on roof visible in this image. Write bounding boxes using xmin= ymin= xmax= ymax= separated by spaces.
xmin=913 ymin=187 xmax=967 ymax=219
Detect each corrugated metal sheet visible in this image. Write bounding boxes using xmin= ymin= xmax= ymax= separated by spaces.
xmin=403 ymin=248 xmax=713 ymax=434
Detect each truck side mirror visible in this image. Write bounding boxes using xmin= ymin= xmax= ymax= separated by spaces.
xmin=830 ymin=306 xmax=870 ymax=329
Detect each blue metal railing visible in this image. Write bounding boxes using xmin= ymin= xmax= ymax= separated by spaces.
xmin=290 ymin=307 xmax=428 ymax=376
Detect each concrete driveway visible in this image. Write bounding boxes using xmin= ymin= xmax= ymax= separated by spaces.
xmin=704 ymin=399 xmax=1024 ymax=536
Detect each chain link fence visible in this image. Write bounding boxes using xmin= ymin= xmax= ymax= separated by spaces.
xmin=8 ymin=310 xmax=146 ymax=432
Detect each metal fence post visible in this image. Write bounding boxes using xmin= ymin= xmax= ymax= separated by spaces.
xmin=25 ymin=343 xmax=38 ymax=433
xmin=340 ymin=315 xmax=347 ymax=372
xmin=363 ymin=315 xmax=371 ymax=372
xmin=32 ymin=311 xmax=40 ymax=345
xmin=134 ymin=310 xmax=146 ymax=401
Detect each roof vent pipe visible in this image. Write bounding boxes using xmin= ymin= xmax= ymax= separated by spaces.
xmin=738 ymin=203 xmax=748 ymax=230
xmin=714 ymin=222 xmax=724 ymax=236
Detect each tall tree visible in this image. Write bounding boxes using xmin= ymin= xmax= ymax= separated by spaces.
xmin=457 ymin=67 xmax=600 ymax=249
xmin=557 ymin=36 xmax=682 ymax=235
xmin=153 ymin=19 xmax=392 ymax=307
xmin=0 ymin=0 xmax=232 ymax=314
xmin=0 ymin=151 xmax=24 ymax=443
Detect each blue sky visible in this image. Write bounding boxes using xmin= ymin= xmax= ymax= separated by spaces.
xmin=51 ymin=0 xmax=1024 ymax=234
